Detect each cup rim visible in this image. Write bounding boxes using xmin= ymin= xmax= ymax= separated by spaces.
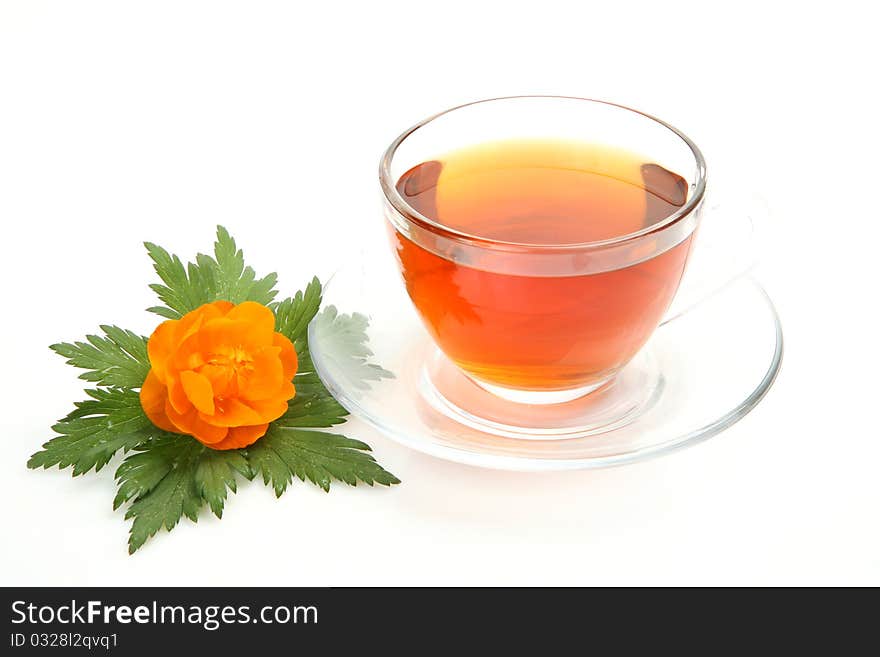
xmin=379 ymin=95 xmax=707 ymax=252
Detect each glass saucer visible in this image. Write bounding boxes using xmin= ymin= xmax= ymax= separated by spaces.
xmin=309 ymin=248 xmax=783 ymax=471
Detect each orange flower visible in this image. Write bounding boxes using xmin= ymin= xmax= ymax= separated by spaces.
xmin=140 ymin=301 xmax=297 ymax=450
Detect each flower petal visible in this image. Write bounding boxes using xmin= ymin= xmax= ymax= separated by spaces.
xmin=196 ymin=317 xmax=267 ymax=356
xmin=179 ymin=370 xmax=215 ymax=415
xmin=199 ymin=363 xmax=235 ymax=397
xmin=147 ymin=321 xmax=177 ymax=383
xmin=209 ymin=300 xmax=235 ymax=315
xmin=208 ymin=397 xmax=264 ymax=427
xmin=225 ymin=301 xmax=276 ymax=344
xmin=139 ymin=370 xmax=179 ymax=432
xmin=166 ymin=376 xmax=192 ymax=414
xmin=145 ymin=301 xmax=300 ymax=447
xmin=208 ymin=423 xmax=269 ymax=450
xmin=173 ymin=300 xmax=232 ymax=347
xmin=165 ymin=401 xmax=229 ymax=444
xmin=248 ymin=396 xmax=291 ymax=423
xmin=170 ymin=332 xmax=208 ymax=374
xmin=273 ymin=333 xmax=298 ymax=381
xmin=278 ymin=380 xmax=296 ymax=399
xmin=239 ymin=346 xmax=284 ymax=401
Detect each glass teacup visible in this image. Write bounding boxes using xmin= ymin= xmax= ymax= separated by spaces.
xmin=380 ymin=97 xmax=705 ymax=404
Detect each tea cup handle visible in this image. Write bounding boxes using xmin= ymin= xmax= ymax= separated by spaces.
xmin=661 ymin=194 xmax=767 ymax=325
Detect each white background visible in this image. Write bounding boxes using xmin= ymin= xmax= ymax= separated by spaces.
xmin=1 ymin=1 xmax=877 ymax=586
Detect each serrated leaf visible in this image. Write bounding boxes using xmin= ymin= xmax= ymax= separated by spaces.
xmin=274 ymin=286 xmax=395 ymax=432
xmin=32 ymin=226 xmax=401 ymax=555
xmin=145 ymin=305 xmax=182 ymax=320
xmin=247 ymin=272 xmax=280 ymax=306
xmin=64 ymin=388 xmax=144 ymax=421
xmin=273 ymin=276 xmax=354 ymax=426
xmin=247 ymin=427 xmax=400 ymax=496
xmin=28 ymin=389 xmax=155 ymax=475
xmin=123 ymin=438 xmax=205 ymax=554
xmin=275 ymin=393 xmax=347 ymax=428
xmin=194 ymin=449 xmax=252 ymax=518
xmin=290 ymin=342 xmax=327 ymax=399
xmin=207 ymin=226 xmax=280 ymax=305
xmin=144 ymin=242 xmax=216 ymax=319
xmin=145 ymin=227 xmax=278 ymax=317
xmin=113 ymin=432 xmax=185 ymax=510
xmin=116 ymin=436 xmax=255 ymax=550
xmin=50 ymin=326 xmax=150 ymax=389
xmin=274 ymin=276 xmax=323 ymax=346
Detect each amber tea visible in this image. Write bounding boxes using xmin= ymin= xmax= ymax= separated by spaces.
xmin=389 ymin=139 xmax=694 ymax=393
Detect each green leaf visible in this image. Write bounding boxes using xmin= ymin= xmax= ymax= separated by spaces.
xmin=194 ymin=449 xmax=253 ymax=518
xmin=122 ymin=437 xmax=205 ymax=554
xmin=208 ymin=226 xmax=279 ymax=305
xmin=247 ymin=427 xmax=400 ymax=496
xmin=145 ymin=226 xmax=278 ymax=318
xmin=274 ymin=276 xmax=323 ymax=346
xmin=144 ymin=241 xmax=216 ymax=319
xmin=273 ymin=276 xmax=351 ymax=423
xmin=275 ymin=393 xmax=347 ymax=428
xmin=33 ymin=227 xmax=400 ymax=555
xmin=28 ymin=389 xmax=156 ymax=475
xmin=116 ymin=435 xmax=254 ymax=551
xmin=64 ymin=388 xmax=145 ymax=421
xmin=290 ymin=340 xmax=326 ymax=400
xmin=112 ymin=431 xmax=188 ymax=510
xmin=257 ymin=296 xmax=400 ymax=497
xmin=50 ymin=326 xmax=150 ymax=388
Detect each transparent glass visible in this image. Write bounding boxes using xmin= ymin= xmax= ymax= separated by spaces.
xmin=380 ymin=96 xmax=707 ymax=403
xmin=305 ymin=97 xmax=781 ymax=470
xmin=309 ymin=261 xmax=782 ymax=470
